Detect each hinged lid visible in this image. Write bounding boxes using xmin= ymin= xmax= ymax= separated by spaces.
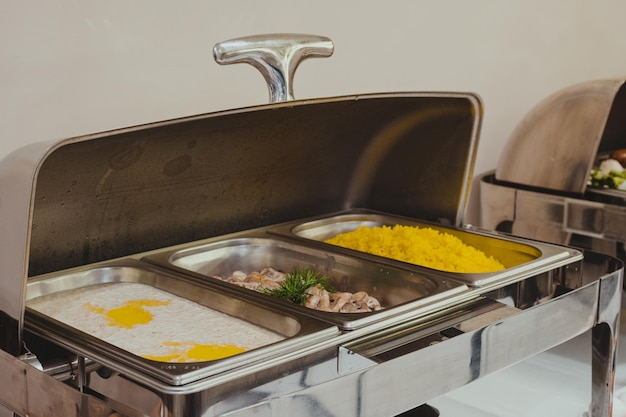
xmin=27 ymin=92 xmax=482 ymax=276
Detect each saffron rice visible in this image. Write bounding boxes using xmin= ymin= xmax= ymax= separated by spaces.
xmin=325 ymin=224 xmax=505 ymax=273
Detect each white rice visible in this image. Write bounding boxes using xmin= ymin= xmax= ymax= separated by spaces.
xmin=27 ymin=282 xmax=285 ymax=361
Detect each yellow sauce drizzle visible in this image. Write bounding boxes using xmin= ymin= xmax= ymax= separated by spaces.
xmin=84 ymin=299 xmax=171 ymax=328
xmin=141 ymin=341 xmax=247 ymax=362
xmin=83 ymin=297 xmax=248 ymax=362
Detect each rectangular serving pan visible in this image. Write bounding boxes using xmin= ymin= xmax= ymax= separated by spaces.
xmin=268 ymin=209 xmax=584 ymax=288
xmin=143 ymin=232 xmax=472 ymax=330
xmin=24 ymin=258 xmax=339 ymax=386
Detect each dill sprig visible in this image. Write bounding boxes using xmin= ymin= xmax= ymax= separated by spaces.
xmin=262 ymin=268 xmax=334 ymax=305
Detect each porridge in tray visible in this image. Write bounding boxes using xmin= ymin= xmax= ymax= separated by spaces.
xmin=27 ymin=282 xmax=284 ymax=362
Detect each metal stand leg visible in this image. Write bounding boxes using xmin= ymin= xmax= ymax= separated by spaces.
xmin=591 ymin=268 xmax=622 ymax=417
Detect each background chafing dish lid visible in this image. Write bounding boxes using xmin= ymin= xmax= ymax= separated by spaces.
xmin=495 ymin=78 xmax=626 ymax=194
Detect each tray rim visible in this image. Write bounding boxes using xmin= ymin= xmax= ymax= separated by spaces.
xmin=266 ymin=208 xmax=584 ymax=288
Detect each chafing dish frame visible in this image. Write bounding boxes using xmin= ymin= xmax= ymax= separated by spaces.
xmin=0 ymin=34 xmax=622 ymax=417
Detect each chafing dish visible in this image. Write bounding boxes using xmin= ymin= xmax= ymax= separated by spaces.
xmin=480 ymin=78 xmax=626 ymax=271
xmin=0 ymin=34 xmax=621 ymax=417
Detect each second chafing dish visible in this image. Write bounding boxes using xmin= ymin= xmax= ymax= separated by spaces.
xmin=480 ymin=78 xmax=626 ymax=266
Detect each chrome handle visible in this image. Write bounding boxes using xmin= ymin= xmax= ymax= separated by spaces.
xmin=213 ymin=33 xmax=334 ymax=103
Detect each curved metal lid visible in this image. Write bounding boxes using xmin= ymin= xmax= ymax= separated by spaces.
xmin=495 ymin=78 xmax=626 ymax=193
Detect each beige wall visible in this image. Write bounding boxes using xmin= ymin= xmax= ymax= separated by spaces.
xmin=2 ymin=1 xmax=626 ymax=221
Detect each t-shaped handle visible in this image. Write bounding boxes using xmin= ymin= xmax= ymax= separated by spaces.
xmin=213 ymin=34 xmax=334 ymax=103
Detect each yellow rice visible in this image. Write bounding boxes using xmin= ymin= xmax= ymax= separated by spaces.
xmin=325 ymin=224 xmax=505 ymax=273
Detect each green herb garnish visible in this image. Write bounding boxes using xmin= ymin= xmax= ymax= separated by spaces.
xmin=589 ymin=167 xmax=626 ymax=189
xmin=262 ymin=268 xmax=334 ymax=305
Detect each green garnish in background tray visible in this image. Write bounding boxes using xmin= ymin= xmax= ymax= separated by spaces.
xmin=589 ymin=167 xmax=626 ymax=189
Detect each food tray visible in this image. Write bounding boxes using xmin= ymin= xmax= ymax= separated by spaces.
xmin=143 ymin=234 xmax=471 ymax=330
xmin=24 ymin=258 xmax=338 ymax=386
xmin=268 ymin=209 xmax=583 ymax=288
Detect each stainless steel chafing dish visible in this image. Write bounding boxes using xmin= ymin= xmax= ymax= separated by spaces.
xmin=0 ymin=34 xmax=622 ymax=417
xmin=480 ymin=78 xmax=626 ymax=272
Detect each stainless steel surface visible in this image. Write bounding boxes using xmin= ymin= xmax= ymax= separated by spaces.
xmin=481 ymin=171 xmax=575 ymax=245
xmin=496 ymin=78 xmax=626 ymax=193
xmin=27 ymin=93 xmax=481 ymax=276
xmin=275 ymin=210 xmax=583 ymax=288
xmin=0 ymin=347 xmax=114 ymax=417
xmin=213 ymin=34 xmax=334 ymax=103
xmin=591 ymin=251 xmax=622 ymax=417
xmin=144 ymin=232 xmax=470 ymax=330
xmin=481 ymin=171 xmax=626 ymax=261
xmin=0 ymin=141 xmax=53 ymax=355
xmin=0 ymin=35 xmax=622 ymax=417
